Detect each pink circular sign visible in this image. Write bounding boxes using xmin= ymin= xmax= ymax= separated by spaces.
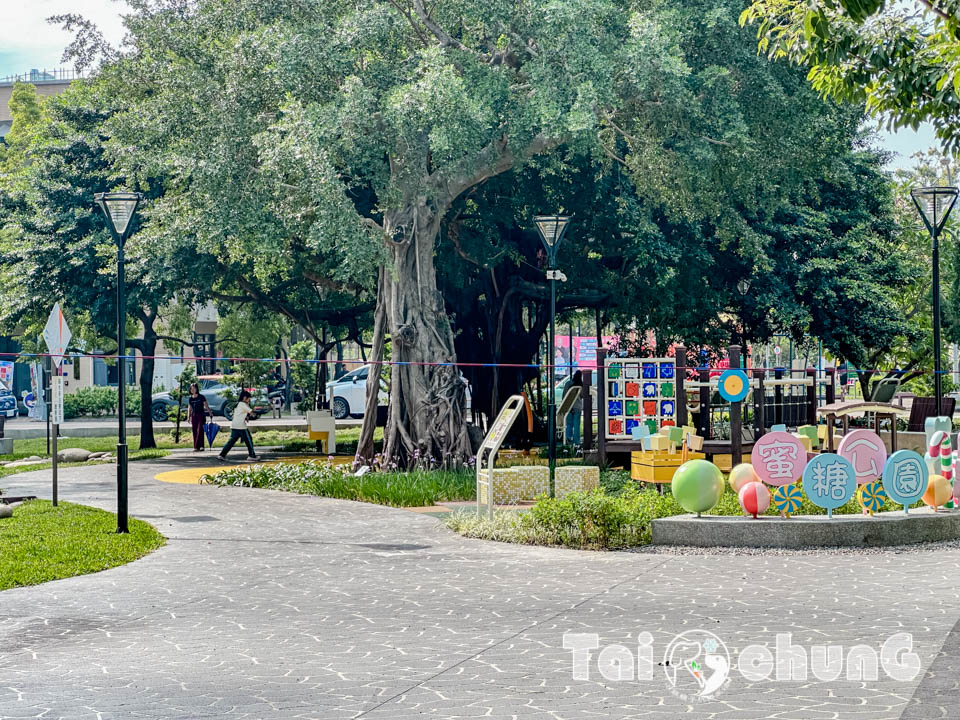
xmin=751 ymin=431 xmax=808 ymax=486
xmin=837 ymin=429 xmax=887 ymax=485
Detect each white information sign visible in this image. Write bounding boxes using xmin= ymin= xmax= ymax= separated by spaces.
xmin=51 ymin=376 xmax=64 ymax=425
xmin=42 ymin=304 xmax=72 ymax=368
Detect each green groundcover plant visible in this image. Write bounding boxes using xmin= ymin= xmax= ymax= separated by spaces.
xmin=203 ymin=462 xmax=474 ymax=508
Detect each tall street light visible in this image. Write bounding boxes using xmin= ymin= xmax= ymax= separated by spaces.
xmin=911 ymin=185 xmax=959 ymax=417
xmin=737 ymin=278 xmax=751 ymax=354
xmin=94 ymin=191 xmax=143 ymax=534
xmin=535 ymin=215 xmax=571 ymax=497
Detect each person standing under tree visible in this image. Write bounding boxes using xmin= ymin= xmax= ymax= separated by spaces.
xmin=186 ymin=383 xmax=212 ymax=452
xmin=218 ymin=390 xmax=260 ymax=461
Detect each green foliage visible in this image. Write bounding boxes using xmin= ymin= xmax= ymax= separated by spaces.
xmin=62 ymin=386 xmax=142 ymax=419
xmin=203 ymin=461 xmax=474 ymax=507
xmin=741 ymin=0 xmax=960 ymax=152
xmin=0 ymin=500 xmax=165 ymax=590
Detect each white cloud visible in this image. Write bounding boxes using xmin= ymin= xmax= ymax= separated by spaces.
xmin=0 ymin=0 xmax=130 ymax=73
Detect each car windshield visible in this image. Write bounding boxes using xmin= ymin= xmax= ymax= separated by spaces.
xmin=340 ymin=367 xmax=368 ymax=382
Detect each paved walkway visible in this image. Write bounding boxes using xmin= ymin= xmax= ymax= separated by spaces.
xmin=1 ymin=457 xmax=959 ymax=719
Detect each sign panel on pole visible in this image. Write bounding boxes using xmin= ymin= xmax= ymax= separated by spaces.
xmin=51 ymin=376 xmax=64 ymax=425
xmin=42 ymin=303 xmax=72 ymax=368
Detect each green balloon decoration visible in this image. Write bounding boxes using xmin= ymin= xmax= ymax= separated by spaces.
xmin=672 ymin=459 xmax=725 ymax=514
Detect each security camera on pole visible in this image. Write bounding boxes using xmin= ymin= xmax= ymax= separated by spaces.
xmin=94 ymin=191 xmax=143 ymax=534
xmin=42 ymin=303 xmax=71 ymax=507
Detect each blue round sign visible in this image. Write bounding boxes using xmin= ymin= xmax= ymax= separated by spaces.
xmin=802 ymin=453 xmax=857 ymax=511
xmin=717 ymin=369 xmax=750 ymax=403
xmin=881 ymin=449 xmax=929 ymax=508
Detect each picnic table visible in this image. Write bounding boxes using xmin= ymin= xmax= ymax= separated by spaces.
xmin=816 ymin=401 xmax=910 ymax=452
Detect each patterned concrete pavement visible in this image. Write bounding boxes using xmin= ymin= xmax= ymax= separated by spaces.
xmin=1 ymin=456 xmax=959 ymax=719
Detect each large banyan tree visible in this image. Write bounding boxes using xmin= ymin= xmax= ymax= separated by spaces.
xmin=90 ymin=0 xmax=686 ymax=466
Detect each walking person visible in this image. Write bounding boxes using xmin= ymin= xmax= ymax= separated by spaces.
xmin=218 ymin=390 xmax=260 ymax=461
xmin=561 ymin=370 xmax=583 ymax=446
xmin=186 ymin=383 xmax=212 ymax=452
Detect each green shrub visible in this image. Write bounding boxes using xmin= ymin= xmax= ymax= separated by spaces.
xmin=202 ymin=461 xmax=474 ymax=507
xmin=62 ymin=386 xmax=141 ymax=419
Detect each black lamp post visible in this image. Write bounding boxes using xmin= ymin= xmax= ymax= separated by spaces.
xmin=737 ymin=278 xmax=751 ymax=352
xmin=911 ymin=186 xmax=959 ymax=417
xmin=535 ymin=215 xmax=571 ymax=497
xmin=94 ymin=191 xmax=143 ymax=533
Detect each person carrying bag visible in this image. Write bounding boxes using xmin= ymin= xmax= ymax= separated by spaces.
xmin=218 ymin=390 xmax=260 ymax=461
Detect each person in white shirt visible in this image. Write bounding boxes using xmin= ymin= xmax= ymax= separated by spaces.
xmin=218 ymin=390 xmax=260 ymax=461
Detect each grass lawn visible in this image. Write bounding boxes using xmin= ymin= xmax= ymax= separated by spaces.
xmin=0 ymin=426 xmax=378 ymax=461
xmin=0 ymin=500 xmax=165 ymax=591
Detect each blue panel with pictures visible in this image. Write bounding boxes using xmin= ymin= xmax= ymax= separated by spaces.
xmin=608 ymin=381 xmax=619 ymax=397
xmin=642 ymin=382 xmax=658 ymax=398
xmin=659 ymin=363 xmax=674 ymax=379
xmin=625 ymin=418 xmax=640 ymax=434
xmin=660 ymin=400 xmax=675 ymax=416
xmin=608 ymin=400 xmax=623 ymax=416
xmin=642 ymin=363 xmax=657 ymax=379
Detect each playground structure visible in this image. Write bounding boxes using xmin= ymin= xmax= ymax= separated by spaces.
xmin=582 ymin=345 xmax=840 ymax=471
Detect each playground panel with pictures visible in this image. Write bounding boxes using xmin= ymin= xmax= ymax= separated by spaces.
xmin=605 ymin=357 xmax=676 ymax=439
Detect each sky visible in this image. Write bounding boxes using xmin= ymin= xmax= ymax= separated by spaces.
xmin=0 ymin=0 xmax=938 ymax=172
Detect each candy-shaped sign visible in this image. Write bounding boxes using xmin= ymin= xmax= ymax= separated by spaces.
xmin=772 ymin=483 xmax=803 ymax=517
xmin=881 ymin=449 xmax=928 ymax=512
xmin=837 ymin=429 xmax=886 ymax=484
xmin=856 ymin=480 xmax=887 ymax=516
xmin=751 ymin=432 xmax=808 ymax=486
xmin=739 ymin=482 xmax=770 ymax=519
xmin=718 ymin=369 xmax=750 ymax=403
xmin=802 ymin=453 xmax=857 ymax=517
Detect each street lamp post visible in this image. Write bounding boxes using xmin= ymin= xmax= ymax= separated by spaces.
xmin=94 ymin=191 xmax=143 ymax=534
xmin=535 ymin=215 xmax=571 ymax=498
xmin=911 ymin=186 xmax=959 ymax=417
xmin=737 ymin=278 xmax=751 ymax=353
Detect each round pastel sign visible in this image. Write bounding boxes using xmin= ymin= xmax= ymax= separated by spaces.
xmin=837 ymin=429 xmax=887 ymax=484
xmin=802 ymin=453 xmax=857 ymax=511
xmin=751 ymin=431 xmax=808 ymax=486
xmin=718 ymin=369 xmax=750 ymax=403
xmin=881 ymin=449 xmax=928 ymax=507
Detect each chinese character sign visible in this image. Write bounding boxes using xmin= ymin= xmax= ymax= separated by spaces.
xmin=837 ymin=430 xmax=887 ymax=484
xmin=881 ymin=450 xmax=929 ymax=508
xmin=803 ymin=454 xmax=857 ymax=511
xmin=751 ymin=432 xmax=808 ymax=486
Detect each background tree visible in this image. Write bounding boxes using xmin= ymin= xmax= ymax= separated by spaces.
xmin=741 ymin=0 xmax=960 ymax=151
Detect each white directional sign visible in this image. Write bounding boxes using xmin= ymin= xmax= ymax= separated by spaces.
xmin=51 ymin=376 xmax=64 ymax=425
xmin=42 ymin=303 xmax=72 ymax=368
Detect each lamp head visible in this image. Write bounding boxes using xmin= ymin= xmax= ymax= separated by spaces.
xmin=911 ymin=186 xmax=958 ymax=236
xmin=535 ymin=214 xmax=571 ymax=247
xmin=94 ymin=191 xmax=143 ymax=242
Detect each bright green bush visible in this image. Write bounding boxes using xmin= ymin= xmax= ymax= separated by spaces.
xmin=62 ymin=386 xmax=141 ymax=418
xmin=202 ymin=461 xmax=474 ymax=507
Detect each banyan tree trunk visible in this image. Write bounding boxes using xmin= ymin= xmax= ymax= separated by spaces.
xmin=356 ymin=203 xmax=472 ymax=469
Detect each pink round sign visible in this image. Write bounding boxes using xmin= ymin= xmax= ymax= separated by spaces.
xmin=751 ymin=431 xmax=808 ymax=486
xmin=837 ymin=429 xmax=887 ymax=484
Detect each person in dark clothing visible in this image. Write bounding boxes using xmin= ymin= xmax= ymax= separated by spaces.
xmin=187 ymin=383 xmax=213 ymax=451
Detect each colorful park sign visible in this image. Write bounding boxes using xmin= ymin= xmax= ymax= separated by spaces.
xmin=717 ymin=369 xmax=750 ymax=403
xmin=881 ymin=449 xmax=928 ymax=512
xmin=751 ymin=431 xmax=808 ymax=486
xmin=802 ymin=453 xmax=857 ymax=517
xmin=837 ymin=429 xmax=887 ymax=484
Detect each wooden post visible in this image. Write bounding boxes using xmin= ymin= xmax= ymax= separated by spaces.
xmin=754 ymin=369 xmax=766 ymax=438
xmin=698 ymin=367 xmax=711 ymax=440
xmin=597 ymin=348 xmax=607 ymax=466
xmin=582 ymin=370 xmax=594 ymax=452
xmin=729 ymin=345 xmax=742 ymax=465
xmin=806 ymin=368 xmax=817 ymax=427
xmin=825 ymin=367 xmax=836 ymax=406
xmin=676 ymin=345 xmax=687 ymax=428
xmin=774 ymin=367 xmax=784 ymax=427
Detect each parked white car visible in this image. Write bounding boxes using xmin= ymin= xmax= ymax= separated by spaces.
xmin=326 ymin=365 xmax=472 ymax=420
